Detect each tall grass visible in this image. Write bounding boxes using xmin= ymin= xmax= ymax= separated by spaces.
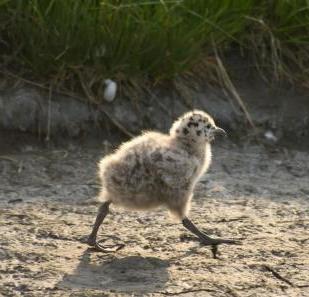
xmin=246 ymin=0 xmax=309 ymax=82
xmin=1 ymin=0 xmax=309 ymax=91
xmin=1 ymin=0 xmax=253 ymax=79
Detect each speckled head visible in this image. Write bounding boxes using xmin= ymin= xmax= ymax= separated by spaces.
xmin=170 ymin=110 xmax=226 ymax=142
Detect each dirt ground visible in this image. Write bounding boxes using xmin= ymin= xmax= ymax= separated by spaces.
xmin=0 ymin=138 xmax=308 ymax=297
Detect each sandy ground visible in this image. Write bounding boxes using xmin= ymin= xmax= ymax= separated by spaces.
xmin=0 ymin=140 xmax=308 ymax=297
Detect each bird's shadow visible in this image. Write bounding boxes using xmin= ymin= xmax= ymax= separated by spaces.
xmin=57 ymin=248 xmax=170 ymax=294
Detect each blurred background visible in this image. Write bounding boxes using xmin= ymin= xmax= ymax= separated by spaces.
xmin=0 ymin=0 xmax=308 ymax=144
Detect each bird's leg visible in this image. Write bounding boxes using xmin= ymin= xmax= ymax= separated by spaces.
xmin=87 ymin=201 xmax=124 ymax=252
xmin=87 ymin=201 xmax=111 ymax=247
xmin=87 ymin=201 xmax=110 ymax=246
xmin=182 ymin=217 xmax=239 ymax=258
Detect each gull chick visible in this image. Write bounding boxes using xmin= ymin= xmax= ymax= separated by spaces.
xmin=87 ymin=110 xmax=239 ymax=258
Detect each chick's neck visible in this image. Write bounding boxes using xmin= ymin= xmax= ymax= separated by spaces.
xmin=175 ymin=135 xmax=211 ymax=162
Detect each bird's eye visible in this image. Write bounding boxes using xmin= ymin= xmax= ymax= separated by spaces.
xmin=206 ymin=124 xmax=211 ymax=129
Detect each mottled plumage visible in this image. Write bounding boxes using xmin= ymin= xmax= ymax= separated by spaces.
xmin=97 ymin=110 xmax=214 ymax=219
xmin=87 ymin=110 xmax=239 ymax=258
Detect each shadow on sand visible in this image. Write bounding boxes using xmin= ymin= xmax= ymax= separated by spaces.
xmin=58 ymin=248 xmax=170 ymax=294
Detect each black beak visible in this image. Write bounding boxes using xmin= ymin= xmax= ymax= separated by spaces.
xmin=214 ymin=127 xmax=227 ymax=136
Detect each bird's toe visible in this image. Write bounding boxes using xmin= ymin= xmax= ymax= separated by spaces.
xmin=200 ymin=237 xmax=241 ymax=246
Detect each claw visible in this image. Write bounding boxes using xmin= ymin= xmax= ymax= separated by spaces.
xmin=200 ymin=237 xmax=241 ymax=246
xmin=213 ymin=238 xmax=241 ymax=245
xmin=95 ymin=239 xmax=125 ymax=253
xmin=86 ymin=235 xmax=125 ymax=253
xmin=199 ymin=237 xmax=241 ymax=259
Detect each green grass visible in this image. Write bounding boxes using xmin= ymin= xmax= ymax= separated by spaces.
xmin=1 ymin=0 xmax=309 ymax=93
xmin=0 ymin=1 xmax=253 ymax=78
xmin=246 ymin=0 xmax=309 ymax=81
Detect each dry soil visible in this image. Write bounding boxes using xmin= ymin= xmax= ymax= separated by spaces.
xmin=0 ymin=140 xmax=308 ymax=297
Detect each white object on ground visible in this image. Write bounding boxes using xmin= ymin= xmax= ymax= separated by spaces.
xmin=264 ymin=130 xmax=278 ymax=142
xmin=103 ymin=79 xmax=117 ymax=102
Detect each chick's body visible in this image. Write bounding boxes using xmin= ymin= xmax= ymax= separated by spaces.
xmin=98 ymin=113 xmax=212 ymax=220
xmin=88 ymin=110 xmax=238 ymax=257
